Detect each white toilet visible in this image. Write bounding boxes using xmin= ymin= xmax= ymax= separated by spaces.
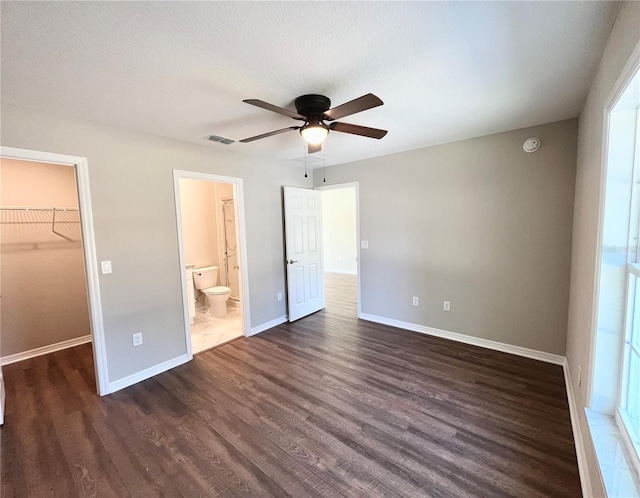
xmin=192 ymin=266 xmax=231 ymax=318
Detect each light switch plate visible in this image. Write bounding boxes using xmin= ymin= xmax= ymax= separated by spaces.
xmin=101 ymin=260 xmax=112 ymax=274
xmin=361 ymin=240 xmax=369 ymax=249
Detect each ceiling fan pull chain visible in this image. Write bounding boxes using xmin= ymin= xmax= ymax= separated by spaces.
xmin=304 ymin=141 xmax=308 ymax=178
xmin=323 ymin=141 xmax=326 ymax=182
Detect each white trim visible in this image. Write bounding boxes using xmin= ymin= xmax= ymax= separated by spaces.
xmin=615 ymin=408 xmax=640 ymax=478
xmin=248 ymin=315 xmax=287 ymax=337
xmin=172 ymin=170 xmax=252 ymax=359
xmin=563 ymin=359 xmax=593 ymax=498
xmin=629 ymin=262 xmax=640 ymax=279
xmin=1 ymin=335 xmax=92 ymax=366
xmin=324 ymin=269 xmax=357 ymax=275
xmin=0 ymin=371 xmax=4 ymax=425
xmin=587 ymin=40 xmax=640 ymax=407
xmin=316 ymin=181 xmax=361 ymax=318
xmin=172 ymin=172 xmax=194 ymax=360
xmin=359 ymin=313 xmax=565 ymax=365
xmin=606 ymin=41 xmax=640 ymax=111
xmin=108 ymin=354 xmax=190 ymax=394
xmin=0 ymin=146 xmax=109 ymax=395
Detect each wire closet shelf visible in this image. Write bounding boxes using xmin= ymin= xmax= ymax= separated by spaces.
xmin=0 ymin=206 xmax=80 ymax=236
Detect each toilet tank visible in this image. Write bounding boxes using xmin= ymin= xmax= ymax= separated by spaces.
xmin=193 ymin=266 xmax=218 ymax=290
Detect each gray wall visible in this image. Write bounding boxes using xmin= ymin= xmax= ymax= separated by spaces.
xmin=566 ymin=2 xmax=639 ymax=497
xmin=0 ymin=103 xmax=311 ymax=384
xmin=315 ymin=119 xmax=577 ymax=356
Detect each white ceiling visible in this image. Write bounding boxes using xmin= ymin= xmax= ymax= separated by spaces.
xmin=1 ymin=1 xmax=619 ymax=167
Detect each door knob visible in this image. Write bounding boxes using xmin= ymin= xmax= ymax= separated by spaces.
xmin=288 ymin=260 xmax=298 ymax=264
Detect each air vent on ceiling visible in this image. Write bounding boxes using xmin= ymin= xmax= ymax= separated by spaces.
xmin=205 ymin=134 xmax=235 ymax=145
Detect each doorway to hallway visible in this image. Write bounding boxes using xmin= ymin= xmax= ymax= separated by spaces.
xmin=318 ymin=183 xmax=360 ymax=317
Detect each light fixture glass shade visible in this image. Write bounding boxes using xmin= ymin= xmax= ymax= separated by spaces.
xmin=300 ymin=125 xmax=329 ymax=145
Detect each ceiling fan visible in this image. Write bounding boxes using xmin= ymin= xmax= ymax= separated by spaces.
xmin=239 ymin=93 xmax=387 ymax=154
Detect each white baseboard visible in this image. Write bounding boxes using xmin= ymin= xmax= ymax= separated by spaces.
xmin=0 ymin=372 xmax=4 ymax=425
xmin=108 ymin=353 xmax=190 ymax=394
xmin=248 ymin=315 xmax=287 ymax=337
xmin=359 ymin=313 xmax=566 ymax=365
xmin=325 ymin=270 xmax=357 ymax=275
xmin=1 ymin=334 xmax=92 ymax=366
xmin=563 ymin=359 xmax=593 ymax=498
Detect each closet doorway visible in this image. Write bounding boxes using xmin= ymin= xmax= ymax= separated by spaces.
xmin=0 ymin=147 xmax=107 ymax=408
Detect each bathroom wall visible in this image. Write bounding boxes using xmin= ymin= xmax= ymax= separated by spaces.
xmin=322 ymin=187 xmax=357 ymax=274
xmin=215 ymin=182 xmax=240 ymax=299
xmin=0 ymin=158 xmax=91 ymax=357
xmin=179 ymin=178 xmax=219 ymax=270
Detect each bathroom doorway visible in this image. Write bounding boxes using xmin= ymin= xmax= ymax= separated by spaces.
xmin=317 ymin=182 xmax=361 ymax=317
xmin=173 ymin=171 xmax=250 ymax=355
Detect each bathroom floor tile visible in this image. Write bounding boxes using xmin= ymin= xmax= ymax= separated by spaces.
xmin=191 ymin=306 xmax=242 ymax=354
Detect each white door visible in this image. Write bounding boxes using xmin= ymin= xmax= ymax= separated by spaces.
xmin=0 ymin=370 xmax=4 ymax=425
xmin=284 ymin=186 xmax=325 ymax=321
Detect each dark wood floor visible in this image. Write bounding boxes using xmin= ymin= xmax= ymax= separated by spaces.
xmin=1 ymin=272 xmax=581 ymax=497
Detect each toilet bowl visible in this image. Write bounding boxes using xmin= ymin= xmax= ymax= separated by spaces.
xmin=192 ymin=266 xmax=232 ymax=318
xmin=203 ymin=286 xmax=231 ymax=318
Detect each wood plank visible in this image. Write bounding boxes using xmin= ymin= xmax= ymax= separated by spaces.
xmin=1 ymin=272 xmax=581 ymax=497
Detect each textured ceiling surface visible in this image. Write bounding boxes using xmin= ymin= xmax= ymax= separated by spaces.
xmin=1 ymin=2 xmax=619 ymax=167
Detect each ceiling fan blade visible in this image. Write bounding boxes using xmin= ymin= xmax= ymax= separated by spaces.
xmin=308 ymin=142 xmax=322 ymax=154
xmin=323 ymin=93 xmax=383 ymax=121
xmin=239 ymin=126 xmax=299 ymax=143
xmin=329 ymin=122 xmax=387 ymax=139
xmin=243 ymin=99 xmax=305 ymax=120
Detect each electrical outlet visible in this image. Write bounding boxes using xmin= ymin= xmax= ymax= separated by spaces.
xmin=361 ymin=240 xmax=369 ymax=249
xmin=132 ymin=332 xmax=143 ymax=347
xmin=578 ymin=366 xmax=582 ymax=387
xmin=277 ymin=292 xmax=283 ymax=301
xmin=100 ymin=260 xmax=112 ymax=274
xmin=412 ymin=296 xmax=419 ymax=306
xmin=443 ymin=301 xmax=451 ymax=312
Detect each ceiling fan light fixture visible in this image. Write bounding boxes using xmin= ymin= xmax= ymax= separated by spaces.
xmin=240 ymin=93 xmax=387 ymax=146
xmin=300 ymin=122 xmax=329 ymax=145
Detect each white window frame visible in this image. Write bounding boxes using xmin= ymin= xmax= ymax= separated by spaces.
xmin=618 ymin=261 xmax=640 ymax=465
xmin=616 ymin=109 xmax=640 ymax=476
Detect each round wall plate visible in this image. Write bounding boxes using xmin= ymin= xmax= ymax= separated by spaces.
xmin=523 ymin=137 xmax=541 ymax=153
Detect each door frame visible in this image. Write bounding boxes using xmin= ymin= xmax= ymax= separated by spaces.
xmin=315 ymin=182 xmax=361 ymax=318
xmin=0 ymin=146 xmax=109 ymax=395
xmin=172 ymin=170 xmax=251 ymax=356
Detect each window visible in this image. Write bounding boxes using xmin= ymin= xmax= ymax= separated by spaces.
xmin=621 ymin=266 xmax=640 ymax=460
xmin=613 ymin=82 xmax=640 ymax=473
xmin=590 ymin=51 xmax=640 ymax=497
